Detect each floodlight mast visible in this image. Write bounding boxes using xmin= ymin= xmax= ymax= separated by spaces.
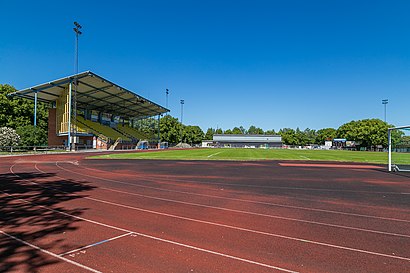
xmin=382 ymin=99 xmax=388 ymax=123
xmin=166 ymin=89 xmax=169 ymax=110
xmin=72 ymin=21 xmax=82 ymax=151
xmin=180 ymin=99 xmax=184 ymax=144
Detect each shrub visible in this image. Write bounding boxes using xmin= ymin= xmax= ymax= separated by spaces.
xmin=0 ymin=127 xmax=20 ymax=148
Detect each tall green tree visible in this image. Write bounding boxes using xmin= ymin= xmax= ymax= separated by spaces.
xmin=279 ymin=128 xmax=297 ymax=145
xmin=337 ymin=119 xmax=392 ymax=148
xmin=248 ymin=125 xmax=264 ymax=135
xmin=183 ymin=125 xmax=204 ymax=144
xmin=0 ymin=84 xmax=48 ymax=145
xmin=160 ymin=115 xmax=181 ymax=143
xmin=204 ymin=128 xmax=215 ymax=140
xmin=315 ymin=128 xmax=337 ymax=144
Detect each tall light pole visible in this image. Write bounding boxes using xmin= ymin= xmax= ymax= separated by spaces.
xmin=72 ymin=21 xmax=82 ymax=151
xmin=180 ymin=99 xmax=184 ymax=144
xmin=166 ymin=89 xmax=169 ymax=111
xmin=382 ymin=99 xmax=388 ymax=123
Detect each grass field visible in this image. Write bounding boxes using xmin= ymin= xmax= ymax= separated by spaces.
xmin=90 ymin=148 xmax=410 ymax=165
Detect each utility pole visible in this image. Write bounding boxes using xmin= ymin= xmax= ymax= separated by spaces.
xmin=72 ymin=21 xmax=82 ymax=151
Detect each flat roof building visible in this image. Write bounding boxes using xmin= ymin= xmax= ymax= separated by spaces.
xmin=212 ymin=134 xmax=282 ymax=148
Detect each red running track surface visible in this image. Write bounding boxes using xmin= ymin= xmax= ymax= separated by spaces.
xmin=1 ymin=152 xmax=409 ymax=272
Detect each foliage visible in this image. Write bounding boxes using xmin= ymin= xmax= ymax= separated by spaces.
xmin=0 ymin=84 xmax=48 ymax=131
xmin=336 ymin=119 xmax=391 ymax=148
xmin=160 ymin=115 xmax=181 ymax=143
xmin=315 ymin=128 xmax=337 ymax=144
xmin=248 ymin=125 xmax=264 ymax=135
xmin=16 ymin=125 xmax=47 ymax=146
xmin=204 ymin=128 xmax=215 ymax=140
xmin=0 ymin=127 xmax=20 ymax=147
xmin=183 ymin=125 xmax=204 ymax=144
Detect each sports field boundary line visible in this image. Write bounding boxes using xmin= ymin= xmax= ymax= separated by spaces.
xmin=54 ymin=162 xmax=410 ymax=223
xmin=16 ymin=164 xmax=410 ymax=262
xmin=0 ymin=230 xmax=102 ymax=273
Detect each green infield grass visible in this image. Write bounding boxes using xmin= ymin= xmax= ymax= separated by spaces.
xmin=89 ymin=148 xmax=410 ymax=165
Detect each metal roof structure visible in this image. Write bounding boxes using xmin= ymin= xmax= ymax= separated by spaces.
xmin=9 ymin=71 xmax=169 ymax=119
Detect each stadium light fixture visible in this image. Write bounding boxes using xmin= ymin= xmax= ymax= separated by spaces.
xmin=382 ymin=99 xmax=388 ymax=123
xmin=72 ymin=21 xmax=83 ymax=151
xmin=166 ymin=89 xmax=169 ymax=110
xmin=180 ymin=99 xmax=184 ymax=144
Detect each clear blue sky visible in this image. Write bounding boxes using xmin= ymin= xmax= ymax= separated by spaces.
xmin=1 ymin=0 xmax=409 ymax=132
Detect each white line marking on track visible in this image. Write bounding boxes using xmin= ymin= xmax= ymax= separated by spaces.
xmin=59 ymin=232 xmax=133 ymax=256
xmin=19 ymin=164 xmax=410 ymax=262
xmin=60 ymin=161 xmax=410 ymax=195
xmin=0 ymin=230 xmax=102 ymax=273
xmin=1 ymin=191 xmax=297 ymax=273
xmin=207 ymin=151 xmax=222 ymax=158
xmin=96 ymin=186 xmax=410 ymax=239
xmin=54 ymin=163 xmax=410 ymax=223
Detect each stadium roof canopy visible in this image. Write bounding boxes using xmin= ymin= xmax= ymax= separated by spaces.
xmin=9 ymin=71 xmax=169 ymax=119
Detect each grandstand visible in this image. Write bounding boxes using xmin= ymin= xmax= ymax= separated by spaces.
xmin=9 ymin=71 xmax=169 ymax=150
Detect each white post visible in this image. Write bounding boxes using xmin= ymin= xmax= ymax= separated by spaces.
xmin=388 ymin=128 xmax=392 ymax=172
xmin=68 ymin=82 xmax=72 ymax=149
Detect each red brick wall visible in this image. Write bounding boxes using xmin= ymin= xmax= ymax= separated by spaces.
xmin=48 ymin=108 xmax=67 ymax=146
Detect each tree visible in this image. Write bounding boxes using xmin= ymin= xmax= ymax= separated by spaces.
xmin=315 ymin=128 xmax=337 ymax=144
xmin=265 ymin=129 xmax=276 ymax=135
xmin=183 ymin=125 xmax=204 ymax=144
xmin=16 ymin=125 xmax=47 ymax=146
xmin=337 ymin=119 xmax=391 ymax=148
xmin=248 ymin=125 xmax=264 ymax=135
xmin=278 ymin=128 xmax=297 ymax=145
xmin=224 ymin=129 xmax=233 ymax=134
xmin=160 ymin=115 xmax=181 ymax=143
xmin=0 ymin=127 xmax=20 ymax=148
xmin=204 ymin=128 xmax=215 ymax=140
xmin=215 ymin=128 xmax=223 ymax=134
xmin=0 ymin=84 xmax=49 ymax=145
xmin=232 ymin=127 xmax=243 ymax=134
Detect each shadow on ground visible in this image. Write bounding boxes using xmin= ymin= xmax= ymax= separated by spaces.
xmin=0 ymin=171 xmax=95 ymax=273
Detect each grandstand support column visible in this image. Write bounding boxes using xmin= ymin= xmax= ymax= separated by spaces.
xmin=34 ymin=91 xmax=38 ymax=127
xmin=67 ymin=81 xmax=72 ymax=150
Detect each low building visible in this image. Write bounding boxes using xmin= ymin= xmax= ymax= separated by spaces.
xmin=212 ymin=134 xmax=282 ymax=148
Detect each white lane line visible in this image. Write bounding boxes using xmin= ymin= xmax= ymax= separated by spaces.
xmin=207 ymin=151 xmax=222 ymax=158
xmin=61 ymin=162 xmax=410 ymax=195
xmin=54 ymin=163 xmax=410 ymax=223
xmin=96 ymin=186 xmax=410 ymax=239
xmin=22 ymin=165 xmax=410 ymax=262
xmin=1 ymin=193 xmax=297 ymax=273
xmin=59 ymin=232 xmax=134 ymax=256
xmin=0 ymin=230 xmax=102 ymax=273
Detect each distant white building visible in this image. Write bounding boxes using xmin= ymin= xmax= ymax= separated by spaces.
xmin=212 ymin=134 xmax=282 ymax=148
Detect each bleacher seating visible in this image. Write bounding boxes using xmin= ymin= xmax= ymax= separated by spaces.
xmin=117 ymin=124 xmax=150 ymax=140
xmin=76 ymin=116 xmax=130 ymax=142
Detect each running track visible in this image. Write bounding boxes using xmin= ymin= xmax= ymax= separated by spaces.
xmin=1 ymin=152 xmax=409 ymax=272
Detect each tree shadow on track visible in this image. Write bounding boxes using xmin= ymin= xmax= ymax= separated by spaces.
xmin=0 ymin=171 xmax=95 ymax=273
